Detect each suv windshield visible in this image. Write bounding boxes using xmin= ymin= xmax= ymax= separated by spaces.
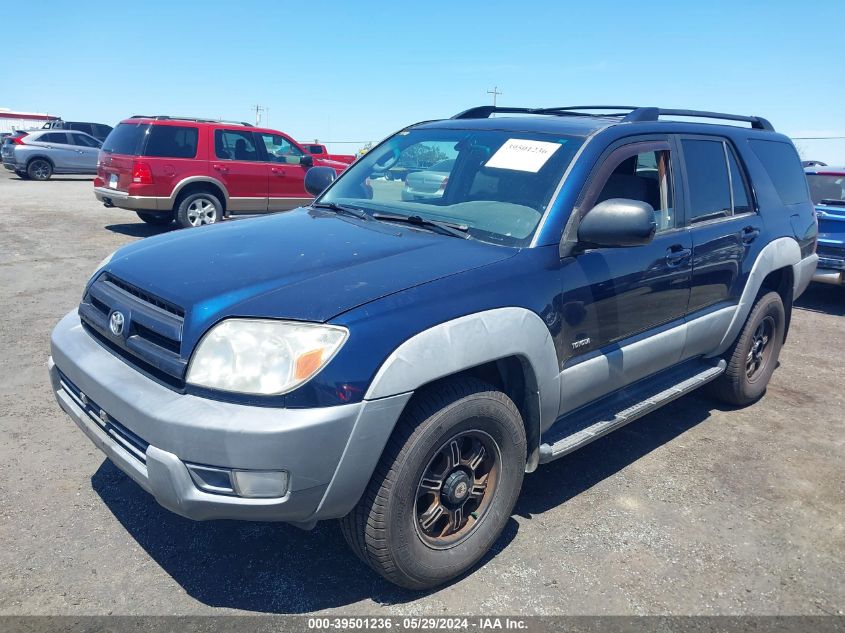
xmin=807 ymin=173 xmax=845 ymax=205
xmin=320 ymin=127 xmax=583 ymax=246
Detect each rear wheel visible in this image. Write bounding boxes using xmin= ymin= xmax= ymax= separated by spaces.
xmin=709 ymin=291 xmax=785 ymax=406
xmin=175 ymin=192 xmax=222 ymax=228
xmin=340 ymin=377 xmax=526 ymax=590
xmin=136 ymin=211 xmax=173 ymax=226
xmin=27 ymin=159 xmax=52 ymax=181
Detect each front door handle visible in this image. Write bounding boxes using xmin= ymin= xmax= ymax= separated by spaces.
xmin=270 ymin=167 xmax=285 ymax=175
xmin=665 ymin=245 xmax=692 ymax=267
xmin=741 ymin=226 xmax=760 ymax=244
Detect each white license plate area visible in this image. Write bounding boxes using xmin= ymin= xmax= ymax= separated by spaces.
xmin=109 ymin=173 xmax=119 ymax=188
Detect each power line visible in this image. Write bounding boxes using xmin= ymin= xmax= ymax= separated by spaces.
xmin=792 ymin=136 xmax=845 ymax=140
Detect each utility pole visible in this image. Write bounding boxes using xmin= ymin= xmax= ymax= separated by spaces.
xmin=252 ymin=104 xmax=266 ymax=126
xmin=487 ymin=86 xmax=502 ymax=107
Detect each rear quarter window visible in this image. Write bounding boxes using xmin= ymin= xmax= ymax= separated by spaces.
xmin=749 ymin=139 xmax=809 ymax=205
xmin=143 ymin=125 xmax=199 ymax=159
xmin=102 ymin=123 xmax=149 ymax=155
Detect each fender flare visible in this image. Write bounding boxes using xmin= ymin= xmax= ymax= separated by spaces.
xmin=710 ymin=236 xmax=802 ymax=356
xmin=313 ymin=308 xmax=560 ymax=521
xmin=365 ymin=307 xmax=561 ymax=430
xmin=169 ymin=176 xmax=230 ymax=205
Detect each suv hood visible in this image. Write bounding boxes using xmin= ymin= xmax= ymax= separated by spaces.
xmin=104 ymin=207 xmax=515 ymax=334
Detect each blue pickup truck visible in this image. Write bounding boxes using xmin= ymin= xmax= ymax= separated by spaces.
xmin=805 ymin=166 xmax=845 ymax=285
xmin=49 ymin=105 xmax=817 ymax=589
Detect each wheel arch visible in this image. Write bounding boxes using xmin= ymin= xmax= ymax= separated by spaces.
xmin=170 ymin=177 xmax=229 ymax=213
xmin=311 ymin=308 xmax=560 ymax=522
xmin=710 ymin=237 xmax=801 ymax=356
xmin=26 ymin=154 xmax=55 ymax=168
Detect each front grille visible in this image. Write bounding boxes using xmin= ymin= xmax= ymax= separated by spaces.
xmin=58 ymin=370 xmax=150 ymax=464
xmin=817 ymin=244 xmax=845 ymax=260
xmin=78 ymin=273 xmax=187 ymax=389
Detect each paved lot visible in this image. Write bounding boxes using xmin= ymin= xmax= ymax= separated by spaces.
xmin=0 ymin=169 xmax=842 ymax=616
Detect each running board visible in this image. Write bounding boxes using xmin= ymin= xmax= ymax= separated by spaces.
xmin=539 ymin=358 xmax=726 ymax=464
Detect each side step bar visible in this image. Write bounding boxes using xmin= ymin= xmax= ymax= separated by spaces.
xmin=539 ymin=358 xmax=726 ymax=464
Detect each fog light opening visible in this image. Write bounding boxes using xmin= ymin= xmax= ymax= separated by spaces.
xmin=232 ymin=470 xmax=289 ymax=499
xmin=187 ymin=464 xmax=235 ymax=495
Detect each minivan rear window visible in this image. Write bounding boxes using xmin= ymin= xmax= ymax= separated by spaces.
xmin=101 ymin=123 xmax=149 ymax=155
xmin=749 ymin=139 xmax=809 ymax=205
xmin=144 ymin=125 xmax=198 ymax=159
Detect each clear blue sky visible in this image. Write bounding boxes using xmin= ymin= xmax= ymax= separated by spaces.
xmin=4 ymin=0 xmax=844 ymax=162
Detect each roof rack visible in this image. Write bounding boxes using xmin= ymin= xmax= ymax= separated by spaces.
xmin=129 ymin=115 xmax=254 ymax=127
xmin=451 ymin=105 xmax=774 ymax=131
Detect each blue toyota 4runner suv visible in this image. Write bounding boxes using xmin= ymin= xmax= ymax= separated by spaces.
xmin=804 ymin=165 xmax=845 ymax=285
xmin=49 ymin=105 xmax=818 ymax=589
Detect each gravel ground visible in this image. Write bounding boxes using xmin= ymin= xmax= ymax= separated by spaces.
xmin=0 ymin=169 xmax=842 ymax=616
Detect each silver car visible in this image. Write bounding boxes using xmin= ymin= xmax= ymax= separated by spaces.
xmin=401 ymin=159 xmax=455 ymax=201
xmin=1 ymin=129 xmax=101 ymax=180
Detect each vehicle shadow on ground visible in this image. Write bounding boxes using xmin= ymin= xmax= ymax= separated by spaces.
xmin=515 ymin=392 xmax=717 ymax=519
xmin=91 ymin=462 xmax=519 ymax=612
xmin=794 ymin=283 xmax=845 ymax=316
xmin=105 ymin=222 xmax=178 ymax=238
xmin=90 ymin=390 xmax=724 ymax=613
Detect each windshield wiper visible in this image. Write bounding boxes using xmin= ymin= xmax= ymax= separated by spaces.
xmin=312 ymin=201 xmax=370 ymax=220
xmin=371 ymin=212 xmax=469 ymax=239
xmin=819 ymin=199 xmax=845 ymax=207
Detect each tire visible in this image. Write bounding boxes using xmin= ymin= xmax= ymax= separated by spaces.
xmin=175 ymin=191 xmax=222 ymax=228
xmin=136 ymin=211 xmax=173 ymax=226
xmin=27 ymin=159 xmax=52 ymax=181
xmin=340 ymin=376 xmax=526 ymax=590
xmin=709 ymin=291 xmax=785 ymax=406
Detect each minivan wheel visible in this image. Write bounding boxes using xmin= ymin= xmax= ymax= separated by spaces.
xmin=136 ymin=211 xmax=174 ymax=226
xmin=176 ymin=192 xmax=222 ymax=228
xmin=708 ymin=291 xmax=785 ymax=406
xmin=340 ymin=377 xmax=526 ymax=590
xmin=27 ymin=159 xmax=52 ymax=181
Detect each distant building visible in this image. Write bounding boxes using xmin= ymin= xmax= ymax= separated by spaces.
xmin=0 ymin=109 xmax=59 ymax=134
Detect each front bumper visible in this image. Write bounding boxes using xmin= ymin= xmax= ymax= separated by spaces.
xmin=813 ymin=245 xmax=845 ymax=285
xmin=93 ymin=186 xmax=164 ymax=211
xmin=50 ymin=311 xmax=411 ymax=523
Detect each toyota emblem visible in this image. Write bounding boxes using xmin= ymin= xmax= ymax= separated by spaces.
xmin=109 ymin=311 xmax=125 ymax=336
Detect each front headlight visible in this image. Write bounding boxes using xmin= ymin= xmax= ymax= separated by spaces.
xmin=186 ymin=319 xmax=348 ymax=396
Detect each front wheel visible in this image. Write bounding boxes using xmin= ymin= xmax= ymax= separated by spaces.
xmin=27 ymin=159 xmax=52 ymax=181
xmin=708 ymin=291 xmax=785 ymax=406
xmin=340 ymin=377 xmax=526 ymax=590
xmin=175 ymin=192 xmax=222 ymax=228
xmin=136 ymin=211 xmax=173 ymax=226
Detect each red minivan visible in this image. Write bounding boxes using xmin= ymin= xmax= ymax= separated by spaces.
xmin=94 ymin=116 xmax=349 ymax=228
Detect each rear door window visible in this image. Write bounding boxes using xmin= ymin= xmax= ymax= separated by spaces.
xmin=143 ymin=125 xmax=198 ymax=159
xmin=70 ymin=123 xmax=94 ymax=136
xmin=38 ymin=132 xmax=70 ymax=144
xmin=101 ymin=123 xmax=149 ymax=155
xmin=749 ymin=139 xmax=808 ymax=205
xmin=214 ymin=129 xmax=260 ymax=161
xmin=92 ymin=124 xmax=112 ymax=139
xmin=682 ymin=139 xmax=732 ymax=223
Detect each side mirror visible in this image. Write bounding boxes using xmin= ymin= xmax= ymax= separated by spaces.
xmin=300 ymin=153 xmax=314 ymax=167
xmin=578 ymin=198 xmax=656 ymax=247
xmin=304 ymin=166 xmax=337 ymax=196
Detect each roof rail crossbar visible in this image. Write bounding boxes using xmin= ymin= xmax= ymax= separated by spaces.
xmin=129 ymin=115 xmax=254 ymax=127
xmin=622 ymin=108 xmax=774 ymax=131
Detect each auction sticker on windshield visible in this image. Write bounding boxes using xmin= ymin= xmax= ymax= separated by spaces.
xmin=485 ymin=138 xmax=562 ymax=173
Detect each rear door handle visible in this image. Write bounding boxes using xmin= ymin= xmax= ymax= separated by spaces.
xmin=212 ymin=163 xmax=229 ymax=172
xmin=742 ymin=226 xmax=760 ymax=244
xmin=271 ymin=167 xmax=285 ymax=175
xmin=665 ymin=245 xmax=692 ymax=267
